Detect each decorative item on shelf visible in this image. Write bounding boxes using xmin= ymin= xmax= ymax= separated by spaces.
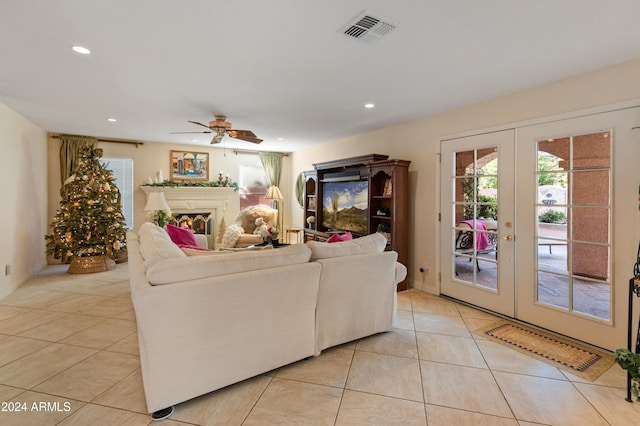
xmin=140 ymin=179 xmax=239 ymax=190
xmin=383 ymin=178 xmax=392 ymax=196
xmin=376 ymin=207 xmax=390 ymax=217
xmin=144 ymin=192 xmax=171 ymax=227
xmin=377 ymin=223 xmax=391 ymax=244
xmin=306 ymin=215 xmax=316 ymax=230
xmin=308 ymin=195 xmax=316 ymax=210
xmin=217 ymin=170 xmax=231 ymax=187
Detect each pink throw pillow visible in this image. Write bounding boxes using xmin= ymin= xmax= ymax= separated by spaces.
xmin=326 ymin=232 xmax=353 ymax=243
xmin=166 ymin=224 xmax=198 ymax=247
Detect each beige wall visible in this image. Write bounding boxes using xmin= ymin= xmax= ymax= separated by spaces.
xmin=0 ymin=103 xmax=48 ymax=299
xmin=46 ymin=139 xmax=291 ymax=235
xmin=7 ymin=57 xmax=640 ymax=295
xmin=291 ymin=58 xmax=640 ymax=292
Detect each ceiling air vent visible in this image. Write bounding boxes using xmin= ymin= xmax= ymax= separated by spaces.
xmin=340 ymin=11 xmax=396 ymax=45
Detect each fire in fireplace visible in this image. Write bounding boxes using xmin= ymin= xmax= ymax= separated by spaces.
xmin=168 ymin=213 xmax=213 ymax=237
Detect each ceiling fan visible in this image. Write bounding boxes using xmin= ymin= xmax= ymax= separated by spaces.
xmin=171 ymin=115 xmax=262 ymax=144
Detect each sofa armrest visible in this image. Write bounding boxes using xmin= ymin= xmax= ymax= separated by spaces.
xmin=194 ymin=234 xmax=208 ymax=249
xmin=315 ymin=250 xmax=398 ymax=354
xmin=236 ymin=234 xmax=263 ymax=248
xmin=395 ymin=262 xmax=407 ymax=284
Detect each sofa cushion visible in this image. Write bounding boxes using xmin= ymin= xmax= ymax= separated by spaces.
xmin=138 ymin=222 xmax=186 ymax=268
xmin=145 ymin=243 xmax=312 ymax=285
xmin=180 ymin=245 xmax=219 ymax=256
xmin=165 ymin=224 xmax=198 ymax=247
xmin=306 ymin=232 xmax=386 ymax=260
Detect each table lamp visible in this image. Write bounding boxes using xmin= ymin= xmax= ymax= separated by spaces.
xmin=144 ymin=192 xmax=171 ymax=227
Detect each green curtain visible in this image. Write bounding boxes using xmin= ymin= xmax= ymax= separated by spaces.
xmin=259 ymin=152 xmax=284 ymax=223
xmin=59 ymin=134 xmax=97 ymax=187
xmin=259 ymin=152 xmax=283 ymax=188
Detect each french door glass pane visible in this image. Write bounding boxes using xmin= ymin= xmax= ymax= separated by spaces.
xmin=537 ymin=271 xmax=569 ymax=309
xmin=535 ymin=132 xmax=611 ymax=321
xmin=452 ymin=148 xmax=499 ymax=290
xmin=572 ymin=171 xmax=610 ymax=206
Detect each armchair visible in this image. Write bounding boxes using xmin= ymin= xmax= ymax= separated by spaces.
xmin=220 ymin=204 xmax=278 ymax=248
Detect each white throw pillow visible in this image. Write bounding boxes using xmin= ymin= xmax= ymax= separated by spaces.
xmin=306 ymin=232 xmax=387 ymax=261
xmin=138 ymin=222 xmax=186 ymax=268
xmin=220 ymin=224 xmax=244 ymax=248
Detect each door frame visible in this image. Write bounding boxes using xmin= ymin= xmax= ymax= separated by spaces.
xmin=436 ymin=101 xmax=640 ymax=350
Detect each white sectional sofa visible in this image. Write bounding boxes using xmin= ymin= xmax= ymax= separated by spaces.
xmin=127 ymin=223 xmax=407 ymax=416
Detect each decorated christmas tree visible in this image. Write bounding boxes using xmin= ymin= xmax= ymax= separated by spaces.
xmin=46 ymin=146 xmax=127 ymax=272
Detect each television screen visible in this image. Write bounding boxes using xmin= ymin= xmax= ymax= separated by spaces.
xmin=322 ymin=180 xmax=368 ymax=233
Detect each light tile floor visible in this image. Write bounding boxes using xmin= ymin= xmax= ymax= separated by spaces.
xmin=1 ymin=264 xmax=639 ymax=425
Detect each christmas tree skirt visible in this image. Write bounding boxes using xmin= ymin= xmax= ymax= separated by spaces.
xmin=68 ymin=255 xmax=116 ymax=274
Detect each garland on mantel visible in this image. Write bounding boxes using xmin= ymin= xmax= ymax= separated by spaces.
xmin=141 ymin=179 xmax=239 ymax=191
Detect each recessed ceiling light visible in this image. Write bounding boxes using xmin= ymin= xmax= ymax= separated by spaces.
xmin=191 ymin=139 xmax=198 ymax=142
xmin=364 ymin=103 xmax=375 ymax=109
xmin=277 ymin=137 xmax=284 ymax=141
xmin=107 ymin=118 xmax=117 ymax=122
xmin=71 ymin=45 xmax=91 ymax=55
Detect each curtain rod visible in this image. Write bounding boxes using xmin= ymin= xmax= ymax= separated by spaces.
xmin=232 ymin=149 xmax=289 ymax=156
xmin=51 ymin=134 xmax=144 ymax=147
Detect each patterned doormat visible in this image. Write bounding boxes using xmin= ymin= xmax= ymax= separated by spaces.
xmin=474 ymin=320 xmax=615 ymax=381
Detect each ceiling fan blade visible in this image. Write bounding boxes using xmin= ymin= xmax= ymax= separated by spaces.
xmin=170 ymin=131 xmax=212 ymax=134
xmin=188 ymin=120 xmax=213 ymax=129
xmin=227 ymin=129 xmax=263 ymax=144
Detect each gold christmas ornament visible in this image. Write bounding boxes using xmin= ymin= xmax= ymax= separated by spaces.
xmin=87 ymin=200 xmax=94 ymax=206
xmin=103 ymin=182 xmax=110 ymax=191
xmin=65 ymin=231 xmax=72 ymax=241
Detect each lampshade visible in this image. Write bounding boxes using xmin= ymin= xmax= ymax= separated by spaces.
xmin=144 ymin=192 xmax=170 ymax=212
xmin=264 ymin=185 xmax=283 ymax=201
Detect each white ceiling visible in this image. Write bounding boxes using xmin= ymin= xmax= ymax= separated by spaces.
xmin=2 ymin=1 xmax=640 ymax=153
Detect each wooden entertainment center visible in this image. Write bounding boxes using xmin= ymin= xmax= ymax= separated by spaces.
xmin=302 ymin=154 xmax=410 ymax=290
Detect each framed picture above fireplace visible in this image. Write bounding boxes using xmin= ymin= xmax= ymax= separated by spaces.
xmin=171 ymin=150 xmax=209 ymax=181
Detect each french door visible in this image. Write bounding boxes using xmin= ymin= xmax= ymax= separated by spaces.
xmin=440 ymin=129 xmax=516 ymax=317
xmin=440 ymin=107 xmax=640 ymax=350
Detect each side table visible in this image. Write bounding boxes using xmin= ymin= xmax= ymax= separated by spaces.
xmin=286 ymin=227 xmax=304 ymax=244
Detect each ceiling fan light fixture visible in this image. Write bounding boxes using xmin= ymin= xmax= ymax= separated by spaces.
xmin=209 ymin=120 xmax=232 ymax=128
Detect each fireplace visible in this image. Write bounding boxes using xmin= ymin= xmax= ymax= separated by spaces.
xmin=170 ymin=213 xmax=212 ymax=236
xmin=139 ymin=186 xmax=239 ymax=249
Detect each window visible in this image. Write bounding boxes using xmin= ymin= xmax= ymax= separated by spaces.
xmin=101 ymin=157 xmax=134 ymax=229
xmin=238 ymin=163 xmax=269 ymax=210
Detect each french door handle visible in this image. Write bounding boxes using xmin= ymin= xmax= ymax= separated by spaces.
xmin=503 ymin=234 xmax=514 ymax=241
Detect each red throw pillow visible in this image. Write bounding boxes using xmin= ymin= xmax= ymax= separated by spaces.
xmin=326 ymin=232 xmax=353 ymax=243
xmin=166 ymin=224 xmax=198 ymax=247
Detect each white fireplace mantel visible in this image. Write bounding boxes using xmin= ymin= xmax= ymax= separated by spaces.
xmin=139 ymin=186 xmax=239 ymax=249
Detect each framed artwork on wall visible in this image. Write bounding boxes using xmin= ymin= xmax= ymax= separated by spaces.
xmin=170 ymin=150 xmax=209 ymax=181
